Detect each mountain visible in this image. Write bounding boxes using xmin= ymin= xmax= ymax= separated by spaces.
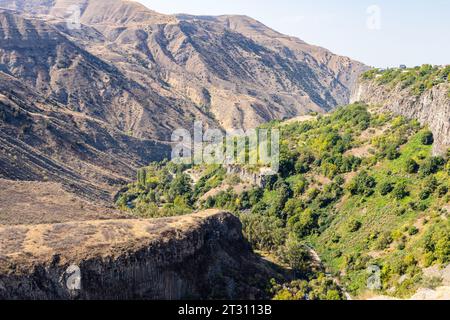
xmin=0 ymin=0 xmax=367 ymax=132
xmin=0 ymin=0 xmax=366 ymax=212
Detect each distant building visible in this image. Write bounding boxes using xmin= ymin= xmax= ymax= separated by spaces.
xmin=399 ymin=65 xmax=407 ymax=69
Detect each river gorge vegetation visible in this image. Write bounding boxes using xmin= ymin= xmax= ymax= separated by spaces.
xmin=117 ymin=103 xmax=450 ymax=300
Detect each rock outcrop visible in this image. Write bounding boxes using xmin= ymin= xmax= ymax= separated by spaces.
xmin=0 ymin=210 xmax=279 ymax=300
xmin=226 ymin=165 xmax=275 ymax=188
xmin=352 ymin=80 xmax=450 ymax=155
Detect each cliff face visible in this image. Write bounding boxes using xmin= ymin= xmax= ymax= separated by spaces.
xmin=0 ymin=210 xmax=278 ymax=300
xmin=352 ymin=81 xmax=450 ymax=155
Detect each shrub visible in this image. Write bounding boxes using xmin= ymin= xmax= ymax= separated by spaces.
xmin=348 ymin=220 xmax=362 ymax=233
xmin=424 ymin=176 xmax=439 ymax=192
xmin=408 ymin=226 xmax=419 ymax=236
xmin=393 ymin=182 xmax=409 ymax=200
xmin=379 ymin=182 xmax=394 ymax=196
xmin=334 ymin=175 xmax=346 ymax=186
xmin=419 ymin=188 xmax=432 ymax=200
xmin=405 ymin=159 xmax=419 ymax=174
xmin=420 ymin=157 xmax=445 ymax=176
xmin=438 ymin=185 xmax=449 ymax=197
xmin=375 ymin=232 xmax=393 ymax=250
xmin=348 ymin=171 xmax=377 ymax=196
xmin=423 ymin=223 xmax=450 ymax=265
xmin=386 ymin=146 xmax=401 ymax=160
xmin=421 ymin=131 xmax=434 ymax=145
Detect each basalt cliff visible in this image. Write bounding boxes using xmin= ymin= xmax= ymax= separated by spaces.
xmin=352 ymin=79 xmax=450 ymax=155
xmin=0 ymin=210 xmax=280 ymax=300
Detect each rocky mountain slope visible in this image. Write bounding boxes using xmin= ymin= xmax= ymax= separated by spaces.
xmin=1 ymin=0 xmax=366 ymax=134
xmin=0 ymin=68 xmax=170 ymax=202
xmin=352 ymin=66 xmax=450 ymax=155
xmin=0 ymin=210 xmax=282 ymax=300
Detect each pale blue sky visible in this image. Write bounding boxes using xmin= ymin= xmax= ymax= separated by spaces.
xmin=138 ymin=0 xmax=449 ymax=68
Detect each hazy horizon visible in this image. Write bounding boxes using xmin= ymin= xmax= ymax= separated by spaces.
xmin=139 ymin=0 xmax=449 ymax=68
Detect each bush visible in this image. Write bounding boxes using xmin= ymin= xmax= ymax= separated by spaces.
xmin=395 ymin=207 xmax=408 ymax=216
xmin=393 ymin=182 xmax=409 ymax=200
xmin=348 ymin=171 xmax=377 ymax=196
xmin=420 ymin=157 xmax=445 ymax=176
xmin=271 ymin=273 xmax=344 ymax=300
xmin=408 ymin=226 xmax=419 ymax=236
xmin=419 ymin=188 xmax=432 ymax=200
xmin=438 ymin=185 xmax=448 ymax=197
xmin=423 ymin=223 xmax=450 ymax=264
xmin=421 ymin=131 xmax=434 ymax=146
xmin=386 ymin=146 xmax=401 ymax=160
xmin=379 ymin=182 xmax=394 ymax=196
xmin=406 ymin=159 xmax=419 ymax=174
xmin=375 ymin=232 xmax=393 ymax=250
xmin=348 ymin=220 xmax=362 ymax=233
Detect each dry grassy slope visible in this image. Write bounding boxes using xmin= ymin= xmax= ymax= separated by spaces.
xmin=0 ymin=210 xmax=227 ymax=269
xmin=0 ymin=179 xmax=128 ymax=225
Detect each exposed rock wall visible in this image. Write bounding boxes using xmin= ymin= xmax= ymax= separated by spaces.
xmin=226 ymin=165 xmax=275 ymax=188
xmin=0 ymin=210 xmax=278 ymax=300
xmin=352 ymin=81 xmax=450 ymax=155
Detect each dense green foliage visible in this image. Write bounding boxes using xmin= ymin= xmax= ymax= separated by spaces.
xmin=271 ymin=273 xmax=344 ymax=300
xmin=361 ymin=64 xmax=450 ymax=96
xmin=118 ymin=103 xmax=450 ymax=299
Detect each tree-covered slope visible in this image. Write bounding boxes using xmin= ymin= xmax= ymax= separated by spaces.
xmin=117 ymin=103 xmax=450 ymax=299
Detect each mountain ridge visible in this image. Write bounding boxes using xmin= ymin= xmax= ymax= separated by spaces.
xmin=0 ymin=0 xmax=366 ymax=209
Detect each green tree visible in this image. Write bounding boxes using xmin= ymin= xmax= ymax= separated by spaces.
xmin=379 ymin=182 xmax=394 ymax=196
xmin=277 ymin=237 xmax=311 ymax=275
xmin=348 ymin=171 xmax=377 ymax=196
xmin=405 ymin=159 xmax=419 ymax=174
xmin=393 ymin=182 xmax=409 ymax=200
xmin=168 ymin=173 xmax=193 ymax=201
xmin=421 ymin=131 xmax=434 ymax=145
